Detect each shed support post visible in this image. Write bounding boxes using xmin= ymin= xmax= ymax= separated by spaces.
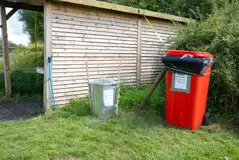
xmin=136 ymin=16 xmax=142 ymax=87
xmin=1 ymin=5 xmax=12 ymax=97
xmin=44 ymin=0 xmax=52 ymax=112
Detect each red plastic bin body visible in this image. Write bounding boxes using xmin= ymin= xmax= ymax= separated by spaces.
xmin=165 ymin=50 xmax=214 ymax=130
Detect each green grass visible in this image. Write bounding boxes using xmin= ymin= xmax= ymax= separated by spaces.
xmin=0 ymin=85 xmax=238 ymax=160
xmin=0 ymin=53 xmax=16 ymax=72
xmin=0 ymin=58 xmax=3 ymax=71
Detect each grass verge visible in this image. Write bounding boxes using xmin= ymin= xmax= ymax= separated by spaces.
xmin=0 ymin=85 xmax=238 ymax=160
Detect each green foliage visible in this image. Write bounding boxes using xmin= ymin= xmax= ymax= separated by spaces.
xmin=101 ymin=0 xmax=214 ymax=20
xmin=17 ymin=0 xmax=217 ymax=43
xmin=171 ymin=1 xmax=239 ymax=117
xmin=15 ymin=43 xmax=44 ymax=68
xmin=119 ymin=81 xmax=165 ymax=107
xmin=0 ymin=39 xmax=18 ymax=48
xmin=58 ymin=98 xmax=91 ymax=117
xmin=166 ymin=0 xmax=213 ymax=20
xmin=0 ymin=59 xmax=3 ymax=71
xmin=0 ymin=69 xmax=43 ymax=95
xmin=18 ymin=10 xmax=44 ymax=43
xmin=58 ymin=80 xmax=167 ymax=119
xmin=0 ymin=54 xmax=15 ymax=71
xmin=0 ymin=44 xmax=44 ymax=97
xmin=0 ymin=39 xmax=19 ymax=57
xmin=0 ymin=43 xmax=44 ymax=71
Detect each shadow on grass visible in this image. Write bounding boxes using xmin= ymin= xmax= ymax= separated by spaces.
xmin=56 ymin=82 xmax=170 ymax=129
xmin=56 ymin=100 xmax=166 ymax=130
xmin=56 ymin=100 xmax=239 ymax=136
xmin=55 ymin=83 xmax=239 ymax=135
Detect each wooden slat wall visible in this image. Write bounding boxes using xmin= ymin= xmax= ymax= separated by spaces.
xmin=140 ymin=18 xmax=176 ymax=83
xmin=51 ymin=3 xmax=138 ymax=105
xmin=50 ymin=3 xmax=177 ymax=106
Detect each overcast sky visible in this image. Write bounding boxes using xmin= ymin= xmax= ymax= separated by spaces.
xmin=0 ymin=8 xmax=30 ymax=46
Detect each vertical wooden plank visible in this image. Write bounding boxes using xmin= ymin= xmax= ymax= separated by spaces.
xmin=85 ymin=55 xmax=90 ymax=84
xmin=1 ymin=5 xmax=11 ymax=97
xmin=136 ymin=16 xmax=142 ymax=87
xmin=44 ymin=0 xmax=52 ymax=111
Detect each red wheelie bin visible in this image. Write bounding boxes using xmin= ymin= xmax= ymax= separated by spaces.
xmin=162 ymin=50 xmax=214 ymax=130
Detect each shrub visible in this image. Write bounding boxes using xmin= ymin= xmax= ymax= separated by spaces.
xmin=0 ymin=69 xmax=43 ymax=95
xmin=15 ymin=43 xmax=44 ymax=69
xmin=0 ymin=43 xmax=44 ymax=96
xmin=0 ymin=59 xmax=3 ymax=71
xmin=171 ymin=1 xmax=239 ymax=117
xmin=0 ymin=43 xmax=44 ymax=72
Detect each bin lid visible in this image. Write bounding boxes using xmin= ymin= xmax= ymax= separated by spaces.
xmin=89 ymin=79 xmax=117 ymax=86
xmin=167 ymin=50 xmax=214 ymax=59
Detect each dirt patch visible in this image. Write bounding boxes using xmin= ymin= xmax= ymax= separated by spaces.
xmin=56 ymin=156 xmax=80 ymax=160
xmin=201 ymin=123 xmax=238 ymax=132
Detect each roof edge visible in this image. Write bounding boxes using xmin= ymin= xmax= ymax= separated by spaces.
xmin=55 ymin=0 xmax=191 ymax=23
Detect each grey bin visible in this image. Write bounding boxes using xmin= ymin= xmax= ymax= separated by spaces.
xmin=89 ymin=79 xmax=118 ymax=118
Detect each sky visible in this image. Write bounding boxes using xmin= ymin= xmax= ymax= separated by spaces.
xmin=0 ymin=8 xmax=30 ymax=46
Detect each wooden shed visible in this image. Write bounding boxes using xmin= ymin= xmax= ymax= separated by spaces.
xmin=0 ymin=0 xmax=190 ymax=111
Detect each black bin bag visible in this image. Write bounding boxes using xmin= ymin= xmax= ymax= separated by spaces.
xmin=161 ymin=56 xmax=213 ymax=75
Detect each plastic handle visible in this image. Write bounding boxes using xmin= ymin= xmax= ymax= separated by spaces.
xmin=181 ymin=54 xmax=194 ymax=59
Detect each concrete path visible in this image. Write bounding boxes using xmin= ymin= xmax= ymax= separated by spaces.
xmin=0 ymin=101 xmax=43 ymax=122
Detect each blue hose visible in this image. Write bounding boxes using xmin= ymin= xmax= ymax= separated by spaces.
xmin=48 ymin=57 xmax=56 ymax=111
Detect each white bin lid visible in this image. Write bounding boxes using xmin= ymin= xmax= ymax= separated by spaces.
xmin=89 ymin=79 xmax=117 ymax=86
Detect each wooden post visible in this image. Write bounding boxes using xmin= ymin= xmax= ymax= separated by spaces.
xmin=136 ymin=16 xmax=142 ymax=87
xmin=43 ymin=0 xmax=52 ymax=112
xmin=139 ymin=68 xmax=166 ymax=108
xmin=1 ymin=5 xmax=12 ymax=97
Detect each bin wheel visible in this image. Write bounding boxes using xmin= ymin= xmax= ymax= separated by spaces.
xmin=202 ymin=112 xmax=210 ymax=125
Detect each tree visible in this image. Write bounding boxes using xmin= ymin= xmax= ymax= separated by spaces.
xmin=0 ymin=39 xmax=17 ymax=48
xmin=17 ymin=1 xmax=215 ymax=43
xmin=18 ymin=10 xmax=44 ymax=43
xmin=165 ymin=0 xmax=213 ymax=20
xmin=101 ymin=0 xmax=213 ymax=20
